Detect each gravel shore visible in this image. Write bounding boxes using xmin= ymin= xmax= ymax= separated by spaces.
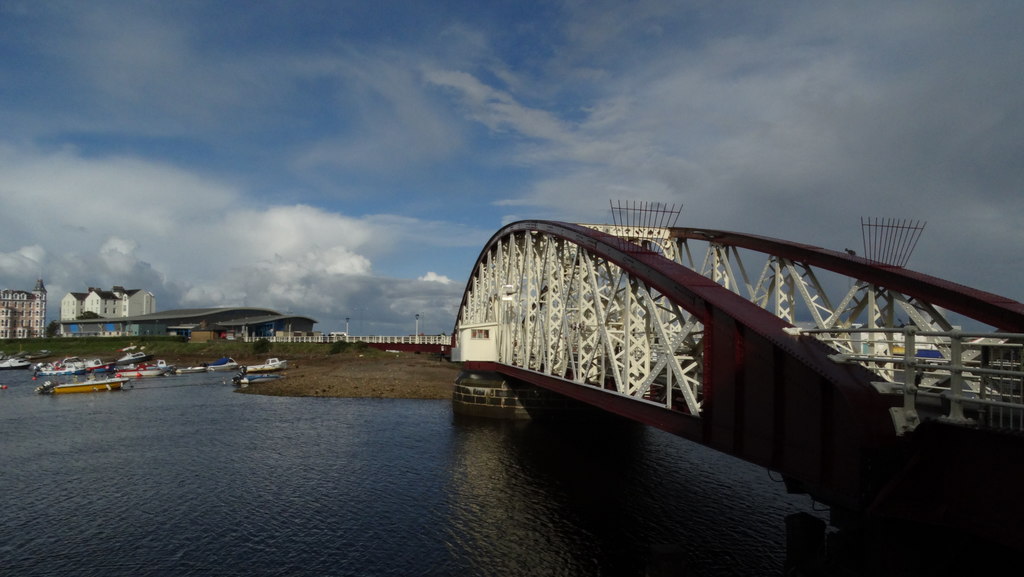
xmin=224 ymin=350 xmax=461 ymax=399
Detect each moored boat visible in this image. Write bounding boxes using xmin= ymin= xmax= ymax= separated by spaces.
xmin=243 ymin=358 xmax=288 ymax=373
xmin=232 ymin=372 xmax=284 ymax=386
xmin=0 ymin=356 xmax=32 ymax=370
xmin=117 ymin=360 xmax=174 ymax=377
xmin=205 ymin=357 xmax=239 ymax=372
xmin=116 ymin=350 xmax=153 ymax=365
xmin=34 ymin=357 xmax=88 ymax=377
xmin=36 ymin=375 xmax=131 ymax=395
xmin=83 ymin=358 xmax=118 ymax=373
xmin=174 ymin=365 xmax=209 ymax=374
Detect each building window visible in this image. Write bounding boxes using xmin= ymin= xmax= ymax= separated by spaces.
xmin=471 ymin=329 xmax=490 ymax=339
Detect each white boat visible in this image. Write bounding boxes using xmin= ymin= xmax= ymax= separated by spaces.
xmin=116 ymin=350 xmax=153 ymax=365
xmin=174 ymin=365 xmax=209 ymax=374
xmin=243 ymin=358 xmax=288 ymax=373
xmin=0 ymin=356 xmax=32 ymax=370
xmin=117 ymin=360 xmax=174 ymax=377
xmin=34 ymin=357 xmax=89 ymax=376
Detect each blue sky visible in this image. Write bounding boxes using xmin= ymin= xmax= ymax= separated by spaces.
xmin=2 ymin=1 xmax=1022 ymax=336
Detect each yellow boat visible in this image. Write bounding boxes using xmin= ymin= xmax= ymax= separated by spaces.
xmin=36 ymin=376 xmax=131 ymax=395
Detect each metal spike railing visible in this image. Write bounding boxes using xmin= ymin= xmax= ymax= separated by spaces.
xmin=610 ymin=200 xmax=682 ymax=230
xmin=605 ymin=200 xmax=682 ymax=255
xmin=861 ymin=217 xmax=926 ymax=268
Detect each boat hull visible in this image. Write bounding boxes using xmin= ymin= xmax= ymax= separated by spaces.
xmin=245 ymin=367 xmax=285 ymax=374
xmin=234 ymin=374 xmax=283 ymax=386
xmin=119 ymin=369 xmax=169 ymax=378
xmin=206 ymin=363 xmax=239 ymax=372
xmin=116 ymin=360 xmax=174 ymax=377
xmin=37 ymin=377 xmax=130 ymax=395
xmin=35 ymin=368 xmax=87 ymax=376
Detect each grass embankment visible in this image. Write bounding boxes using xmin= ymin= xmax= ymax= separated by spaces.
xmin=2 ymin=336 xmax=369 ymax=364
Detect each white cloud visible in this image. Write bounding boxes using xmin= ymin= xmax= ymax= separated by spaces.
xmin=0 ymin=144 xmax=470 ymax=334
xmin=443 ymin=2 xmax=1024 ymax=299
xmin=98 ymin=237 xmax=144 ymax=276
xmin=424 ymin=68 xmax=569 ymax=142
xmin=418 ymin=272 xmax=453 ymax=284
xmin=2 ymin=1 xmax=1022 ymax=336
xmin=291 ymin=51 xmax=465 ymax=174
xmin=0 ymin=245 xmax=47 ymax=278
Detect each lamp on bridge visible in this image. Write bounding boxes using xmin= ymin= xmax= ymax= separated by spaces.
xmin=345 ymin=317 xmax=350 ymax=334
xmin=415 ymin=313 xmax=420 ymax=344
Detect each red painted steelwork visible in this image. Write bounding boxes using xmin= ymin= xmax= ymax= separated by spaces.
xmin=672 ymin=228 xmax=1024 ymax=331
xmin=464 ymin=361 xmax=704 ymax=440
xmin=458 ymin=221 xmax=905 ymax=513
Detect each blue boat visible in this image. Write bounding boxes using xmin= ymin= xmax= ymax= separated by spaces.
xmin=206 ymin=357 xmax=240 ymax=372
xmin=232 ymin=372 xmax=283 ymax=386
xmin=34 ymin=357 xmax=89 ymax=377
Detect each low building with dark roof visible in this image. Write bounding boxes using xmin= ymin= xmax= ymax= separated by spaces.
xmin=60 ymin=307 xmax=318 ymax=340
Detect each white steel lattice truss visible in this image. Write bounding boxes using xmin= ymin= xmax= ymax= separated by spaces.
xmin=683 ymin=240 xmax=961 ymax=384
xmin=459 ymin=225 xmax=1024 ymax=424
xmin=459 ymin=229 xmax=705 ymax=415
xmin=583 ymin=225 xmax=965 ymax=385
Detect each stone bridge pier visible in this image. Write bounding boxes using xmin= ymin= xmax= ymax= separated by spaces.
xmin=453 ymin=369 xmax=605 ymax=421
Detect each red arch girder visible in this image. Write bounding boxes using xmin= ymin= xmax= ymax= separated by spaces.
xmin=673 ymin=228 xmax=1024 ymax=331
xmin=460 ymin=221 xmax=904 ymax=511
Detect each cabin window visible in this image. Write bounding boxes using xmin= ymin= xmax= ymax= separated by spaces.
xmin=471 ymin=329 xmax=490 ymax=339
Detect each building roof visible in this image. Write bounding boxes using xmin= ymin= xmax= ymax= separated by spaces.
xmin=217 ymin=314 xmax=319 ymax=327
xmin=116 ymin=307 xmax=280 ymax=322
xmin=59 ymin=306 xmax=318 ymax=326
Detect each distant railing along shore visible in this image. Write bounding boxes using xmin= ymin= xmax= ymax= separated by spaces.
xmin=245 ymin=334 xmax=451 ymax=346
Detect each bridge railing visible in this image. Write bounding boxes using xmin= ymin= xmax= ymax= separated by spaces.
xmin=243 ymin=334 xmax=451 ymax=345
xmin=786 ymin=327 xmax=1024 ymax=434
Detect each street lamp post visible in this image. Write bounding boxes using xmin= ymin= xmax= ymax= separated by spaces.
xmin=345 ymin=317 xmax=350 ymax=335
xmin=415 ymin=313 xmax=420 ymax=344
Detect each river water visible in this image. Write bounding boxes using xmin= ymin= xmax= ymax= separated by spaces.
xmin=1 ymin=369 xmax=828 ymax=576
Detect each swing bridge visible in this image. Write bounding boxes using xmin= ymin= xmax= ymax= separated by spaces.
xmin=451 ymin=217 xmax=1024 ymax=552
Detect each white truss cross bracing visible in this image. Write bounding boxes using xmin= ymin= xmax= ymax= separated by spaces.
xmin=583 ymin=224 xmax=963 ymax=369
xmin=459 ymin=229 xmax=705 ymax=415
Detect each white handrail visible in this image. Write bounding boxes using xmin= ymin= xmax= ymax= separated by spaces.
xmin=788 ymin=327 xmax=1024 ymax=433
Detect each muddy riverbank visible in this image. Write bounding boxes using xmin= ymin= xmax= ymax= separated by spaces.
xmin=225 ymin=350 xmax=461 ymax=399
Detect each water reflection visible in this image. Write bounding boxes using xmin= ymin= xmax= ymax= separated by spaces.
xmin=447 ymin=413 xmax=815 ymax=576
xmin=1 ymin=370 xmax=825 ymax=576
